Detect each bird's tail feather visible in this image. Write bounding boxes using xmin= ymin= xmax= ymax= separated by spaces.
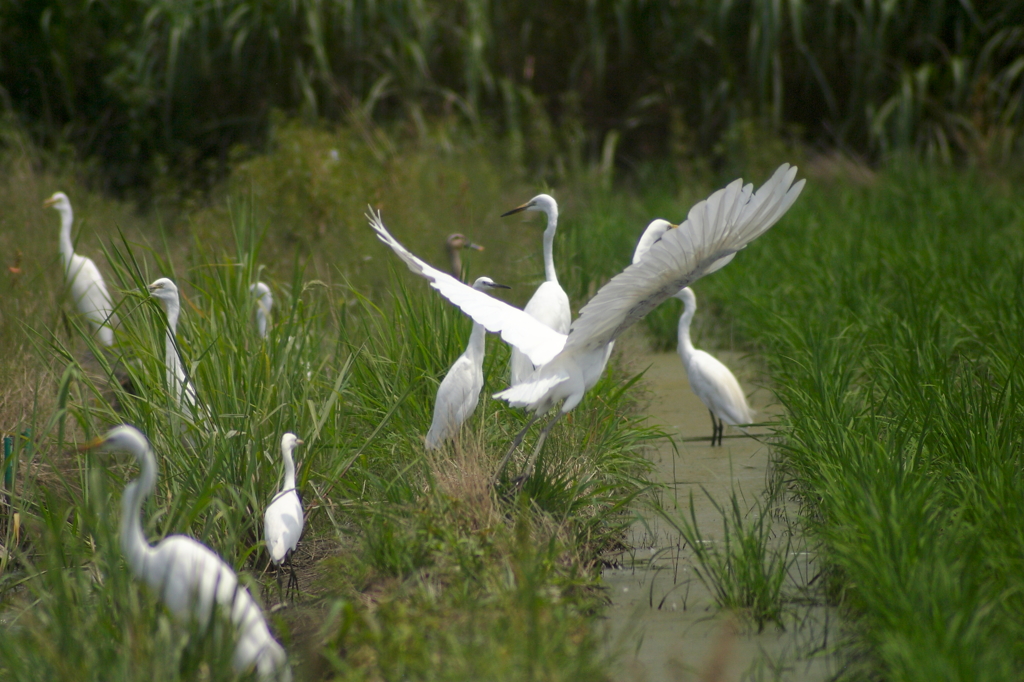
xmin=494 ymin=375 xmax=568 ymax=408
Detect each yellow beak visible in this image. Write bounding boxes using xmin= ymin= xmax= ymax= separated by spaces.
xmin=42 ymin=197 xmax=58 ymax=208
xmin=78 ymin=435 xmax=106 ymax=452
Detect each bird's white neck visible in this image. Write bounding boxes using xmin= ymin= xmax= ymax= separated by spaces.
xmin=161 ymin=299 xmax=186 ymax=396
xmin=282 ymin=446 xmax=297 ymax=492
xmin=57 ymin=206 xmax=75 ymax=271
xmin=465 ymin=320 xmax=486 ymax=362
xmin=677 ymin=296 xmax=696 ymax=361
xmin=256 ymin=309 xmax=268 ymax=338
xmin=542 ymin=209 xmax=559 ymax=284
xmin=121 ymin=443 xmax=158 ymax=577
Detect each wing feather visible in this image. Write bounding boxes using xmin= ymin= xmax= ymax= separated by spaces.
xmin=368 ymin=210 xmax=567 ymax=366
xmin=565 ymin=164 xmax=804 ymax=351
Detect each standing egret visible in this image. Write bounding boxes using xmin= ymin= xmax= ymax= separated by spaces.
xmin=81 ymin=425 xmax=291 ymax=681
xmin=501 ymin=194 xmax=571 ymax=385
xmin=674 ymin=288 xmax=753 ymax=446
xmin=425 ymin=277 xmax=511 ymax=451
xmin=251 ymin=282 xmax=273 ymax=338
xmin=44 ymin=192 xmax=116 ymax=346
xmin=369 ymin=164 xmax=804 ymax=483
xmin=264 ymin=433 xmax=304 ymax=598
xmin=148 ymin=278 xmax=200 ymax=415
xmin=446 ymin=233 xmax=485 ymax=281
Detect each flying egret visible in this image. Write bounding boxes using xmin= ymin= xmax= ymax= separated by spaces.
xmin=501 ymin=194 xmax=571 ymax=385
xmin=446 ymin=233 xmax=485 ymax=281
xmin=425 ymin=277 xmax=512 ymax=451
xmin=369 ymin=164 xmax=804 ymax=483
xmin=264 ymin=433 xmax=304 ymax=598
xmin=251 ymin=282 xmax=273 ymax=338
xmin=82 ymin=425 xmax=291 ymax=681
xmin=148 ymin=278 xmax=200 ymax=415
xmin=674 ymin=288 xmax=753 ymax=446
xmin=44 ymin=192 xmax=116 ymax=346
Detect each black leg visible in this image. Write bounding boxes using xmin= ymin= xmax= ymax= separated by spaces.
xmin=512 ymin=411 xmax=563 ymax=489
xmin=708 ymin=410 xmax=718 ymax=446
xmin=286 ymin=553 xmax=299 ymax=600
xmin=492 ymin=411 xmax=543 ymax=485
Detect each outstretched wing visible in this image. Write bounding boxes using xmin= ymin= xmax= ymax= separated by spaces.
xmin=368 ymin=209 xmax=567 ymax=366
xmin=565 ymin=164 xmax=804 ymax=352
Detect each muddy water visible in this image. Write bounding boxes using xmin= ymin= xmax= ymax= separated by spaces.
xmin=602 ymin=350 xmax=839 ymax=682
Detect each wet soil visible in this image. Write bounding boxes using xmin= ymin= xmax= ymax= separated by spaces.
xmin=602 ymin=350 xmax=840 ymax=682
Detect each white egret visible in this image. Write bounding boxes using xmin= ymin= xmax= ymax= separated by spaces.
xmin=148 ymin=277 xmax=200 ymax=415
xmin=251 ymin=282 xmax=273 ymax=338
xmin=369 ymin=164 xmax=803 ymax=482
xmin=44 ymin=192 xmax=116 ymax=346
xmin=425 ymin=277 xmax=511 ymax=451
xmin=446 ymin=233 xmax=485 ymax=281
xmin=674 ymin=288 xmax=753 ymax=446
xmin=82 ymin=425 xmax=291 ymax=681
xmin=264 ymin=433 xmax=304 ymax=598
xmin=501 ymin=194 xmax=571 ymax=385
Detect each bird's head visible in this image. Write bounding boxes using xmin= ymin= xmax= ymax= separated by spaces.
xmin=281 ymin=433 xmax=304 ymax=455
xmin=673 ymin=287 xmax=697 ymax=308
xmin=500 ymin=194 xmax=558 ymax=223
xmin=79 ymin=425 xmax=149 ymax=458
xmin=250 ymin=281 xmax=272 ymax=300
xmin=632 ymin=219 xmax=678 ymax=264
xmin=147 ymin=277 xmax=179 ymax=305
xmin=43 ymin=192 xmax=71 ymax=212
xmin=446 ymin=233 xmax=484 ymax=253
xmin=471 ymin=276 xmax=511 ymax=292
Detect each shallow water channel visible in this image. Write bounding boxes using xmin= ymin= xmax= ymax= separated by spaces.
xmin=601 ymin=351 xmax=841 ymax=682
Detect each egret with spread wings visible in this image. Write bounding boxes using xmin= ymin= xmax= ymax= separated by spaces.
xmin=369 ymin=164 xmax=804 ymax=483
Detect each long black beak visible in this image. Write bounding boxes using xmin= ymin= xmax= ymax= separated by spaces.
xmin=500 ymin=203 xmax=532 ymax=218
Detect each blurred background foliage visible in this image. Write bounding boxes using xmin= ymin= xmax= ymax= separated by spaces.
xmin=2 ymin=0 xmax=1023 ymax=196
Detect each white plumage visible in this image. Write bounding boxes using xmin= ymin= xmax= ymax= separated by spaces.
xmin=425 ymin=277 xmax=511 ymax=450
xmin=85 ymin=425 xmax=291 ymax=681
xmin=370 ymin=164 xmax=804 ymax=480
xmin=264 ymin=433 xmax=304 ymax=596
xmin=45 ymin=192 xmax=116 ymax=346
xmin=148 ymin=277 xmax=201 ymax=416
xmin=501 ymin=194 xmax=572 ymax=385
xmin=251 ymin=282 xmax=273 ymax=338
xmin=674 ymin=287 xmax=754 ymax=445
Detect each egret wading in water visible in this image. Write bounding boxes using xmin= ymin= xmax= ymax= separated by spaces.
xmin=501 ymin=194 xmax=571 ymax=385
xmin=425 ymin=277 xmax=511 ymax=451
xmin=674 ymin=288 xmax=753 ymax=446
xmin=44 ymin=192 xmax=117 ymax=346
xmin=446 ymin=233 xmax=485 ymax=282
xmin=264 ymin=433 xmax=304 ymax=599
xmin=148 ymin=278 xmax=200 ymax=416
xmin=251 ymin=282 xmax=273 ymax=338
xmin=81 ymin=426 xmax=291 ymax=681
xmin=369 ymin=164 xmax=804 ymax=485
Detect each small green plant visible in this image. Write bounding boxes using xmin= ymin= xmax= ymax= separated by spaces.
xmin=659 ymin=488 xmax=793 ymax=632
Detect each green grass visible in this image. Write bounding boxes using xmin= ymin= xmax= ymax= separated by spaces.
xmin=0 ymin=121 xmax=673 ymax=681
xmin=693 ymin=163 xmax=1024 ymax=679
xmin=657 ymin=487 xmax=794 ymax=632
xmin=4 ymin=0 xmax=1022 ymax=193
xmin=5 ymin=111 xmax=1024 ymax=680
